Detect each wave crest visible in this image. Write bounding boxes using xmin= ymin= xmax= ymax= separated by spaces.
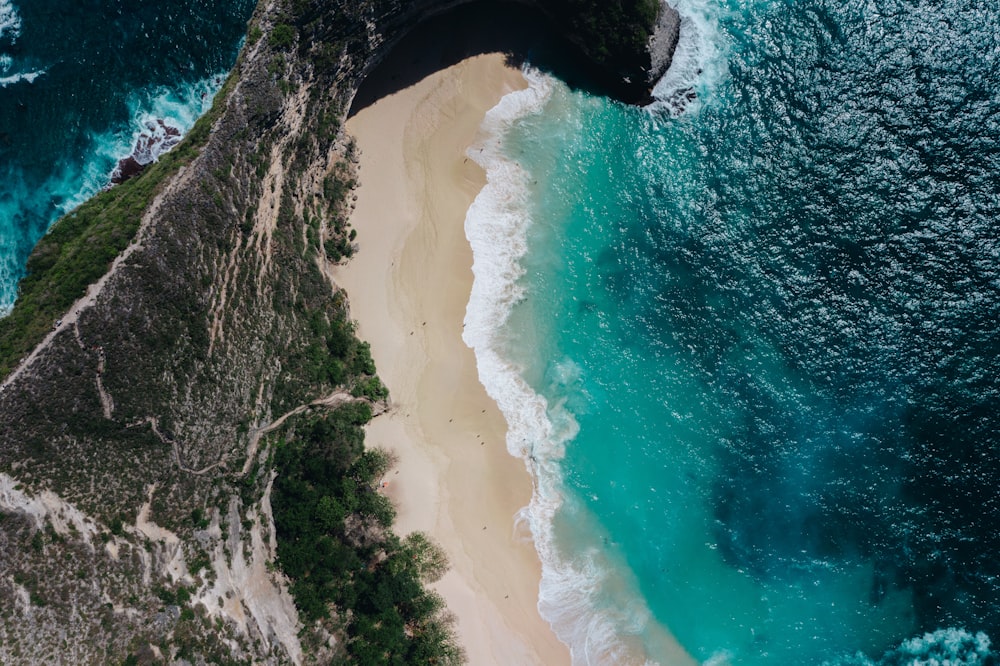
xmin=0 ymin=68 xmax=45 ymax=88
xmin=833 ymin=628 xmax=994 ymax=666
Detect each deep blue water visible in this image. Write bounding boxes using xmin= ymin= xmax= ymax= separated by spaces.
xmin=466 ymin=0 xmax=1000 ymax=663
xmin=0 ymin=0 xmax=253 ymax=312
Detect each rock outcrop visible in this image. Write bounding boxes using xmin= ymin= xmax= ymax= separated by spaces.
xmin=364 ymin=0 xmax=680 ymax=102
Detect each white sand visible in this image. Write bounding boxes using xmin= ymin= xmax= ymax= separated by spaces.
xmin=335 ymin=54 xmax=570 ymax=665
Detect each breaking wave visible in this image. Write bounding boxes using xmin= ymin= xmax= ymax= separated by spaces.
xmin=832 ymin=628 xmax=995 ymax=666
xmin=0 ymin=0 xmax=20 ymax=43
xmin=464 ymin=67 xmax=672 ymax=665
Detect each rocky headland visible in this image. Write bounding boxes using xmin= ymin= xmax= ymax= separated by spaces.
xmin=0 ymin=0 xmax=679 ymax=662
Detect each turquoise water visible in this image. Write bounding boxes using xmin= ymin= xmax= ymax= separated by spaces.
xmin=466 ymin=0 xmax=1000 ymax=663
xmin=0 ymin=0 xmax=253 ymax=313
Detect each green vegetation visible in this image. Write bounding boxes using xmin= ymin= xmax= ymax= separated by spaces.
xmin=156 ymin=585 xmax=191 ymax=606
xmin=352 ymin=375 xmax=389 ymax=401
xmin=322 ymin=160 xmax=358 ymax=262
xmin=0 ymin=70 xmax=238 ymax=380
xmin=270 ymin=408 xmax=462 ymax=665
xmin=553 ymin=0 xmax=660 ymax=71
xmin=269 ymin=23 xmax=295 ymax=50
xmin=269 ymin=292 xmax=389 ymax=412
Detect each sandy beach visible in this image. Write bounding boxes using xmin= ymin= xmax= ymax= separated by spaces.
xmin=333 ymin=53 xmax=570 ymax=665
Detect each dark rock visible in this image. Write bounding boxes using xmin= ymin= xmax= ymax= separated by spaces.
xmin=110 ymin=119 xmax=184 ymax=184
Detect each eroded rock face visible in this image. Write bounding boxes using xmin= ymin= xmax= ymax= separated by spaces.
xmin=649 ymin=2 xmax=681 ymax=84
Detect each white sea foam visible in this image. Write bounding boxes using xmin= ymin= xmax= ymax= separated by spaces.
xmin=44 ymin=73 xmax=227 ymax=217
xmin=894 ymin=628 xmax=992 ymax=663
xmin=830 ymin=627 xmax=994 ymax=665
xmin=464 ymin=67 xmax=664 ymax=665
xmin=0 ymin=68 xmax=44 ymax=87
xmin=81 ymin=73 xmax=226 ymax=202
xmin=132 ymin=74 xmax=225 ymax=137
xmin=104 ymin=75 xmax=224 ymax=182
xmin=0 ymin=0 xmax=31 ymax=88
xmin=0 ymin=0 xmax=21 ymax=43
xmin=651 ymin=0 xmax=729 ymax=115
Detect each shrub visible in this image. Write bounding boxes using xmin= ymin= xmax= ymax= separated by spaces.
xmin=269 ymin=24 xmax=295 ymax=50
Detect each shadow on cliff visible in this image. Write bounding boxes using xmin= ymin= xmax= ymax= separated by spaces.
xmin=349 ymin=1 xmax=638 ymax=117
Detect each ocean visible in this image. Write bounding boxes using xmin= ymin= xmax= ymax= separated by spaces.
xmin=2 ymin=0 xmax=999 ymax=663
xmin=0 ymin=0 xmax=253 ymax=313
xmin=465 ymin=0 xmax=1000 ymax=663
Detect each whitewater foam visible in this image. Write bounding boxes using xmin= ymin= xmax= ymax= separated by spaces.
xmin=107 ymin=75 xmax=224 ymax=167
xmin=0 ymin=0 xmax=31 ymax=88
xmin=0 ymin=50 xmax=42 ymax=87
xmin=651 ymin=0 xmax=729 ymax=115
xmin=0 ymin=68 xmax=45 ymax=87
xmin=831 ymin=628 xmax=994 ymax=665
xmin=63 ymin=73 xmax=226 ymax=216
xmin=464 ymin=67 xmax=671 ymax=665
xmin=0 ymin=0 xmax=21 ymax=43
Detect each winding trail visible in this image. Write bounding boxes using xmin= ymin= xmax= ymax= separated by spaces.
xmin=123 ymin=390 xmax=387 ymax=478
xmin=241 ymin=389 xmax=389 ymax=475
xmin=94 ymin=345 xmax=114 ymax=418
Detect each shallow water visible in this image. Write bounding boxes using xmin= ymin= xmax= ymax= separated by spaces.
xmin=466 ymin=0 xmax=1000 ymax=662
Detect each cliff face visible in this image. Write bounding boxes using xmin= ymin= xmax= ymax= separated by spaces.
xmin=357 ymin=0 xmax=680 ymax=100
xmin=0 ymin=0 xmax=677 ymax=663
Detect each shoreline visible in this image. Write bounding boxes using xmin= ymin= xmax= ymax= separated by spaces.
xmin=334 ymin=54 xmax=570 ymax=665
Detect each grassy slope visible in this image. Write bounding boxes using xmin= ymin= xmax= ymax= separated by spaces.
xmin=0 ymin=73 xmax=237 ymax=380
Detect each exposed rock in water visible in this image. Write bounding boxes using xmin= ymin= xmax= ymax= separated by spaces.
xmin=649 ymin=1 xmax=682 ymax=85
xmin=110 ymin=119 xmax=183 ymax=184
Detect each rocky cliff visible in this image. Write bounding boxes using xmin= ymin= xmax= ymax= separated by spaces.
xmin=356 ymin=0 xmax=680 ymax=101
xmin=0 ymin=0 xmax=678 ymax=662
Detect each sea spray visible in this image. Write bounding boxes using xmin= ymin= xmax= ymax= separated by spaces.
xmin=85 ymin=74 xmax=228 ymax=199
xmin=0 ymin=0 xmax=37 ymax=88
xmin=464 ymin=67 xmax=678 ymax=665
xmin=0 ymin=67 xmax=44 ymax=87
xmin=830 ymin=628 xmax=994 ymax=666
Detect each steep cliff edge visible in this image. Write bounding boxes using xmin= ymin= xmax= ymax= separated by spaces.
xmin=357 ymin=0 xmax=680 ymax=102
xmin=0 ymin=0 xmax=678 ymax=663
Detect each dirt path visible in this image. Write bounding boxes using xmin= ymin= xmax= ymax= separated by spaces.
xmin=0 ymin=165 xmax=198 ymax=395
xmin=241 ymin=389 xmax=388 ymax=475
